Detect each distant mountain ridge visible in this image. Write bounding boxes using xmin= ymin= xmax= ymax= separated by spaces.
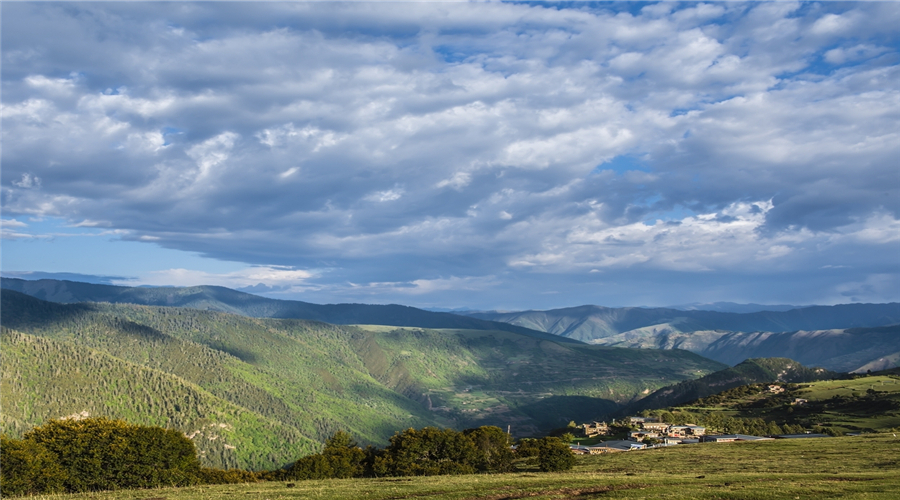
xmin=465 ymin=303 xmax=900 ymax=342
xmin=666 ymin=302 xmax=802 ymax=313
xmin=0 ymin=278 xmax=578 ymax=344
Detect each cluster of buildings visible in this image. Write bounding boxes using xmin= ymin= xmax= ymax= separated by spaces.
xmin=571 ymin=416 xmax=827 ymax=454
xmin=581 ymin=416 xmax=707 ymax=445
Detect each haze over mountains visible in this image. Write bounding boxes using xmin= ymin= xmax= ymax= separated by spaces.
xmin=0 ymin=278 xmax=576 ymax=344
xmin=3 ymin=278 xmax=898 ymax=373
xmin=466 ymin=303 xmax=900 ymax=372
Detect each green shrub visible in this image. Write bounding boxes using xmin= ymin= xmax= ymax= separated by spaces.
xmin=196 ymin=468 xmax=260 ymax=484
xmin=536 ymin=437 xmax=576 ymax=472
xmin=0 ymin=435 xmax=67 ymax=497
xmin=24 ymin=417 xmax=200 ymax=492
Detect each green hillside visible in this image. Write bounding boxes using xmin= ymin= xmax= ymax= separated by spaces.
xmin=622 ymin=357 xmax=840 ymax=414
xmin=0 ymin=291 xmax=725 ymax=470
xmin=0 ymin=329 xmax=320 ymax=470
xmin=663 ymin=370 xmax=900 ymax=436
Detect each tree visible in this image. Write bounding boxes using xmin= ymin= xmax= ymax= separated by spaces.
xmin=536 ymin=437 xmax=575 ymax=472
xmin=286 ymin=431 xmax=365 ymax=480
xmin=321 ymin=431 xmax=365 ymax=479
xmin=463 ymin=426 xmax=513 ymax=473
xmin=373 ymin=427 xmax=477 ymax=477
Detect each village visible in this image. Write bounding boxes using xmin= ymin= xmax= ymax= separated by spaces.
xmin=569 ymin=412 xmax=827 ymax=455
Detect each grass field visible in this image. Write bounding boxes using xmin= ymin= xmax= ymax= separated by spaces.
xmin=27 ymin=433 xmax=900 ymax=500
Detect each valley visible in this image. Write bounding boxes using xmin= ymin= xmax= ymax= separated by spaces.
xmin=0 ymin=290 xmax=724 ymax=470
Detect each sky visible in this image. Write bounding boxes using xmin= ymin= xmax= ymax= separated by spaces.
xmin=2 ymin=1 xmax=898 ymax=310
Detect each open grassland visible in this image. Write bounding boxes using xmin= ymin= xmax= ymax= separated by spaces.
xmin=670 ymin=372 xmax=900 ymax=435
xmin=28 ymin=434 xmax=900 ymax=500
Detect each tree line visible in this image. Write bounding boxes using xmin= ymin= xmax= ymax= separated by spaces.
xmin=0 ymin=417 xmax=574 ymax=497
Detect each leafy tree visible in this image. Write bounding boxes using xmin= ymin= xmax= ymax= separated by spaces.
xmin=286 ymin=430 xmax=365 ymax=480
xmin=463 ymin=426 xmax=513 ymax=473
xmin=373 ymin=427 xmax=477 ymax=476
xmin=514 ymin=438 xmax=541 ymax=458
xmin=536 ymin=437 xmax=575 ymax=472
xmin=0 ymin=435 xmax=67 ymax=496
xmin=321 ymin=431 xmax=365 ymax=478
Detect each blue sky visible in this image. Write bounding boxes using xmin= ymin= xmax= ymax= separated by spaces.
xmin=2 ymin=1 xmax=898 ymax=309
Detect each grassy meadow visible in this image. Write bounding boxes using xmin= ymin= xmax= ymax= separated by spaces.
xmin=27 ymin=433 xmax=900 ymax=500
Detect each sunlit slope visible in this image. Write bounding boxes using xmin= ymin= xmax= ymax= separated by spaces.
xmin=0 ymin=328 xmax=319 ymax=470
xmin=665 ymin=369 xmax=900 ymax=435
xmin=0 ymin=278 xmax=575 ymax=343
xmin=0 ymin=291 xmax=441 ymax=469
xmin=622 ymin=357 xmax=840 ymax=414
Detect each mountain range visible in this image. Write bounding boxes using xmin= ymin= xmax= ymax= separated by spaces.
xmin=465 ymin=303 xmax=900 ymax=372
xmin=4 ymin=278 xmax=898 ymax=373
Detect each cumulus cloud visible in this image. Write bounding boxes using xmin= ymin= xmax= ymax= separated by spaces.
xmin=117 ymin=266 xmax=316 ymax=291
xmin=1 ymin=2 xmax=898 ymax=307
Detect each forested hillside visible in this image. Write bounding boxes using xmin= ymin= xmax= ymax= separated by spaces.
xmin=0 ymin=291 xmax=725 ymax=470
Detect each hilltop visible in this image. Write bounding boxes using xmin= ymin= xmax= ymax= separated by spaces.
xmin=621 ymin=357 xmax=840 ymax=414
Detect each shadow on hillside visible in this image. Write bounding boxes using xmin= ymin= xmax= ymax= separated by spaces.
xmin=0 ymin=290 xmax=100 ymax=330
xmin=515 ymin=395 xmax=621 ymax=430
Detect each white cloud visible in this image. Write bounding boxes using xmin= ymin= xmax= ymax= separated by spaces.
xmin=186 ymin=132 xmax=238 ymax=178
xmin=119 ymin=266 xmax=315 ymax=289
xmin=365 ymin=188 xmax=404 ymax=202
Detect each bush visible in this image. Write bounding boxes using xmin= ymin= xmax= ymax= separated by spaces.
xmin=196 ymin=468 xmax=260 ymax=484
xmin=537 ymin=437 xmax=576 ymax=472
xmin=24 ymin=417 xmax=200 ymax=492
xmin=0 ymin=435 xmax=67 ymax=497
xmin=286 ymin=430 xmax=366 ymax=480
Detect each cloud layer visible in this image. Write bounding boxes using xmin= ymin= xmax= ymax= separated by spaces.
xmin=2 ymin=2 xmax=898 ymax=308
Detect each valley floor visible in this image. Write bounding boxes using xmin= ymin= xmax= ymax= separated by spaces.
xmin=28 ymin=433 xmax=899 ymax=500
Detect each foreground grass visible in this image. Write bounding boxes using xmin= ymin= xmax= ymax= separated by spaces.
xmin=30 ymin=434 xmax=900 ymax=500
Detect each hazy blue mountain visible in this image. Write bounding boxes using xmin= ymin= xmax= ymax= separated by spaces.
xmin=465 ymin=303 xmax=900 ymax=342
xmin=593 ymin=325 xmax=900 ymax=373
xmin=0 ymin=278 xmax=578 ymax=344
xmin=666 ymin=302 xmax=802 ymax=313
